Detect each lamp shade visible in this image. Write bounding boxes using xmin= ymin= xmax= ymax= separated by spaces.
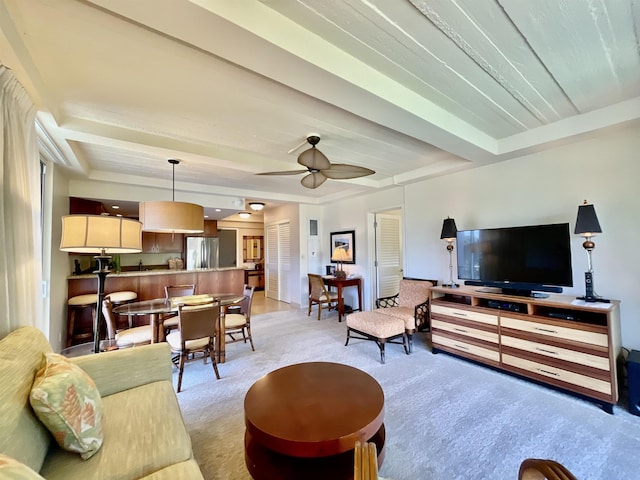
xmin=139 ymin=201 xmax=204 ymax=234
xmin=440 ymin=217 xmax=458 ymax=240
xmin=574 ymin=201 xmax=602 ymax=237
xmin=60 ymin=215 xmax=142 ymax=253
xmin=332 ymin=247 xmax=350 ymax=262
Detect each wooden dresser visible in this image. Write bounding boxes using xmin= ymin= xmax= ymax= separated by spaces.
xmin=429 ymin=285 xmax=621 ymax=413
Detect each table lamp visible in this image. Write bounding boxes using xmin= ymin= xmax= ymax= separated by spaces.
xmin=440 ymin=217 xmax=458 ymax=288
xmin=574 ymin=200 xmax=609 ymax=303
xmin=332 ymin=246 xmax=350 ymax=279
xmin=60 ymin=215 xmax=143 ymax=352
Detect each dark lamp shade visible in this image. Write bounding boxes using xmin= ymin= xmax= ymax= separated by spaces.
xmin=440 ymin=217 xmax=458 ymax=241
xmin=574 ymin=203 xmax=602 ymax=237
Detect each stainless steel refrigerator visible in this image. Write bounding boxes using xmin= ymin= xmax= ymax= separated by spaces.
xmin=185 ymin=236 xmax=219 ymax=270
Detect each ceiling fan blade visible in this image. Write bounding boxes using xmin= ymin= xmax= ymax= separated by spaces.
xmin=297 ymin=147 xmax=331 ymax=170
xmin=257 ymin=170 xmax=308 ymax=176
xmin=321 ymin=164 xmax=375 ymax=179
xmin=300 ymin=172 xmax=327 ymax=189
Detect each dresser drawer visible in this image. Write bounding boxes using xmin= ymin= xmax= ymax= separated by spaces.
xmin=432 ymin=318 xmax=498 ymax=344
xmin=432 ymin=333 xmax=500 ymax=362
xmin=431 ymin=304 xmax=498 ymax=326
xmin=501 ymin=315 xmax=608 ymax=347
xmin=501 ymin=335 xmax=610 ymax=371
xmin=502 ymin=354 xmax=611 ymax=395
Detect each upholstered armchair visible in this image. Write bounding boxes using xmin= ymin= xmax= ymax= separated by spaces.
xmin=374 ymin=278 xmax=437 ymax=352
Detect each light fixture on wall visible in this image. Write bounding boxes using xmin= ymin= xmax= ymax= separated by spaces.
xmin=249 ymin=202 xmax=265 ymax=211
xmin=574 ymin=200 xmax=609 ymax=303
xmin=238 ymin=212 xmax=252 ymax=219
xmin=440 ymin=217 xmax=459 ymax=288
xmin=138 ymin=159 xmax=204 ymax=233
xmin=332 ymin=246 xmax=349 ymax=279
xmin=60 ymin=215 xmax=142 ymax=353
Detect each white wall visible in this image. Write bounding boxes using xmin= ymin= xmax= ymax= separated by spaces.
xmin=405 ymin=124 xmax=640 ymax=349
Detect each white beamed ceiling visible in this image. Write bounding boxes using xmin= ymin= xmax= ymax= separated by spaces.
xmin=1 ymin=0 xmax=639 ymax=207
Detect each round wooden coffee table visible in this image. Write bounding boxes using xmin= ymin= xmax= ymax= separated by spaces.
xmin=244 ymin=362 xmax=385 ymax=479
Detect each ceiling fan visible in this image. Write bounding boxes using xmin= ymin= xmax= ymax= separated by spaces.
xmin=258 ymin=135 xmax=375 ymax=189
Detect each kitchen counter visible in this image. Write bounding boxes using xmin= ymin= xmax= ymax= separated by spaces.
xmin=67 ymin=267 xmax=242 ymax=280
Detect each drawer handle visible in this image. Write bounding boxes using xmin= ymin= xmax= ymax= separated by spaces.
xmin=453 ymin=328 xmax=468 ymax=333
xmin=537 ymin=368 xmax=559 ymax=377
xmin=452 ymin=312 xmax=468 ymax=318
xmin=535 ymin=347 xmax=559 ymax=355
xmin=534 ymin=327 xmax=558 ymax=334
xmin=454 ymin=343 xmax=469 ymax=351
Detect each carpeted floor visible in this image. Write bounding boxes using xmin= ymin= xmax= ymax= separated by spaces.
xmin=175 ymin=307 xmax=640 ymax=480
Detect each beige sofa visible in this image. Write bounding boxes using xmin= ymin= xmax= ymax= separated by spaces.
xmin=0 ymin=326 xmax=204 ymax=479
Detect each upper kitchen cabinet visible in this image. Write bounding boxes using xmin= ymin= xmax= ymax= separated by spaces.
xmin=188 ymin=220 xmax=218 ymax=236
xmin=142 ymin=232 xmax=183 ymax=253
xmin=69 ymin=197 xmax=106 ymax=215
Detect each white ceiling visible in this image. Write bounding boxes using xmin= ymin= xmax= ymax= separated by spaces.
xmin=1 ymin=0 xmax=639 ymax=216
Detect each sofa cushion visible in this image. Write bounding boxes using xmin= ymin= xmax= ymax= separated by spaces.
xmin=0 ymin=327 xmax=52 ymax=472
xmin=139 ymin=459 xmax=205 ymax=480
xmin=40 ymin=380 xmax=194 ymax=480
xmin=29 ymin=353 xmax=104 ymax=460
xmin=0 ymin=454 xmax=46 ymax=479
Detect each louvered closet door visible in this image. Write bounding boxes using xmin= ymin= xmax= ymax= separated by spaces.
xmin=265 ymin=224 xmax=279 ymax=301
xmin=376 ymin=213 xmax=402 ymax=298
xmin=265 ymin=221 xmax=291 ymax=302
xmin=278 ymin=222 xmax=291 ymax=303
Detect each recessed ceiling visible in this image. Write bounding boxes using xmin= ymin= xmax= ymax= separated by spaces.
xmin=1 ymin=0 xmax=638 ymax=207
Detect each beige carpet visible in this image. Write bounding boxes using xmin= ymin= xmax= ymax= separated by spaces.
xmin=175 ymin=306 xmax=640 ymax=480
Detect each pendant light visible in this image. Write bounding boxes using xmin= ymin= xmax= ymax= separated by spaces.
xmin=139 ymin=159 xmax=204 ymax=233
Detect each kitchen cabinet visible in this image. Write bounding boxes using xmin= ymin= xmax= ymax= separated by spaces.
xmin=142 ymin=232 xmax=184 ymax=253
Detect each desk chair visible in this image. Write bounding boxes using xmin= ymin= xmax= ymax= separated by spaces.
xmin=308 ymin=273 xmax=341 ymax=320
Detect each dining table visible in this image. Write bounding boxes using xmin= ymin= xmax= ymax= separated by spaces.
xmin=112 ymin=293 xmax=244 ymax=363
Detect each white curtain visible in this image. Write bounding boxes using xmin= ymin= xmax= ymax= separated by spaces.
xmin=0 ymin=65 xmax=42 ymax=338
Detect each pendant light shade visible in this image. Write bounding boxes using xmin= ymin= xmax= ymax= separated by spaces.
xmin=139 ymin=159 xmax=204 ymax=233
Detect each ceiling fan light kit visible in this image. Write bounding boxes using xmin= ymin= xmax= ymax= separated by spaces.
xmin=258 ymin=135 xmax=375 ymax=189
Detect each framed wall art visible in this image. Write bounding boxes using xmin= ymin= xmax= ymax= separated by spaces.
xmin=330 ymin=230 xmax=355 ymax=264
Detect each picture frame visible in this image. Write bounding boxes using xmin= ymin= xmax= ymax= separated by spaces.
xmin=330 ymin=230 xmax=355 ymax=264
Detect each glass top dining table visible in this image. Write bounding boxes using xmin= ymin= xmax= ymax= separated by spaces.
xmin=113 ymin=293 xmax=244 ymax=363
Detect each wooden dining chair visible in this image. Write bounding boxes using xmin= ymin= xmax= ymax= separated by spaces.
xmin=162 ymin=284 xmax=197 ymax=336
xmin=165 ymin=301 xmax=221 ymax=393
xmin=518 ymin=458 xmax=578 ymax=480
xmin=307 ymin=273 xmax=341 ymax=320
xmin=224 ymin=285 xmax=256 ymax=352
xmin=102 ymin=296 xmax=153 ymax=348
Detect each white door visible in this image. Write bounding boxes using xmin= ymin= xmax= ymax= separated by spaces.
xmin=375 ymin=212 xmax=403 ymax=299
xmin=265 ymin=221 xmax=291 ymax=302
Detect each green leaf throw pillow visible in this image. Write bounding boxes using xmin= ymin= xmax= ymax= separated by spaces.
xmin=29 ymin=353 xmax=104 ymax=460
xmin=0 ymin=454 xmax=46 ymax=479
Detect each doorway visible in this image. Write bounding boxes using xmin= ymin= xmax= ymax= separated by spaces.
xmin=373 ymin=210 xmax=403 ymax=299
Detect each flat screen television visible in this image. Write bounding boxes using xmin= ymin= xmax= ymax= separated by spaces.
xmin=456 ymin=222 xmax=573 ymax=297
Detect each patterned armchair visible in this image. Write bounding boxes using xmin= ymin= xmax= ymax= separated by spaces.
xmin=374 ymin=277 xmax=437 ymax=352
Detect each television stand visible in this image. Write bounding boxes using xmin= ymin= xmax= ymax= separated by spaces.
xmin=429 ymin=285 xmax=621 ymax=413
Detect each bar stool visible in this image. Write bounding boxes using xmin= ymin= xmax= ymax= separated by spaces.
xmin=67 ymin=294 xmax=97 ymax=347
xmin=106 ymin=291 xmax=138 ymax=329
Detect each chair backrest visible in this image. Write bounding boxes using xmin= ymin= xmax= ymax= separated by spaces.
xmin=177 ymin=302 xmax=220 ymax=343
xmin=238 ymin=284 xmax=256 ymax=318
xmin=165 ymin=284 xmax=196 ymax=299
xmin=308 ymin=274 xmax=329 ymax=300
xmin=102 ymin=296 xmax=117 ymax=340
xmin=397 ymin=279 xmax=433 ymax=308
xmin=518 ymin=458 xmax=577 ymax=480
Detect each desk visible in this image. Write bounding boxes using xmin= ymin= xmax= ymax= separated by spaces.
xmin=244 ymin=362 xmax=385 ymax=479
xmin=113 ymin=293 xmax=243 ymax=363
xmin=322 ymin=276 xmax=363 ymax=322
